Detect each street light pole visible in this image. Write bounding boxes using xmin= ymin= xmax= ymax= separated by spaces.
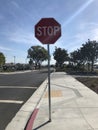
xmin=14 ymin=56 xmax=16 ymax=64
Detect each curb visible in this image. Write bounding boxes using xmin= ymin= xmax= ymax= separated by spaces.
xmin=5 ymin=78 xmax=48 ymax=130
xmin=25 ymin=108 xmax=39 ymax=130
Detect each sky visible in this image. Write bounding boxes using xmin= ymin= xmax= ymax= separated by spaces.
xmin=0 ymin=0 xmax=98 ymax=64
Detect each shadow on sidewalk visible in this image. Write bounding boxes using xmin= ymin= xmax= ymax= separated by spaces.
xmin=33 ymin=120 xmax=51 ymax=130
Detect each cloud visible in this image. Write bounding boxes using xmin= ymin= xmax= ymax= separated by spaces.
xmin=12 ymin=1 xmax=19 ymax=8
xmin=61 ymin=21 xmax=98 ymax=52
xmin=0 ymin=14 xmax=4 ymax=20
xmin=76 ymin=22 xmax=98 ymax=42
xmin=10 ymin=1 xmax=20 ymax=9
xmin=63 ymin=0 xmax=94 ymax=26
xmin=9 ymin=0 xmax=33 ymax=20
xmin=0 ymin=46 xmax=12 ymax=51
xmin=90 ymin=28 xmax=98 ymax=41
xmin=5 ymin=27 xmax=34 ymax=45
xmin=9 ymin=32 xmax=33 ymax=45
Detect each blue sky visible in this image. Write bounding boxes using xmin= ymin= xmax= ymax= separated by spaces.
xmin=0 ymin=0 xmax=98 ymax=64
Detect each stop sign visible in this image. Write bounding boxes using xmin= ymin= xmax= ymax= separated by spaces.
xmin=35 ymin=18 xmax=61 ymax=44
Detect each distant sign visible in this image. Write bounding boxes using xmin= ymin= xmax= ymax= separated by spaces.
xmin=35 ymin=18 xmax=61 ymax=44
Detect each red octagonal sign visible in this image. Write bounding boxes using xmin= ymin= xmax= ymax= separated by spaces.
xmin=35 ymin=18 xmax=61 ymax=44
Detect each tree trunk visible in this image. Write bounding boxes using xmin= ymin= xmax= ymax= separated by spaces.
xmin=87 ymin=62 xmax=90 ymax=72
xmin=91 ymin=60 xmax=94 ymax=72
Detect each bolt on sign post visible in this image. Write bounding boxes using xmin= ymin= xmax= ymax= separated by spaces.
xmin=35 ymin=18 xmax=61 ymax=121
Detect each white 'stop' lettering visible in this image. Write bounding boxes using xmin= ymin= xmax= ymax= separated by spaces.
xmin=36 ymin=26 xmax=60 ymax=36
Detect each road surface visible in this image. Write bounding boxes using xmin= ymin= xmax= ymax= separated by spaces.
xmin=0 ymin=70 xmax=48 ymax=130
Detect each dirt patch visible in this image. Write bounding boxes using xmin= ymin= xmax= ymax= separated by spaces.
xmin=76 ymin=77 xmax=98 ymax=94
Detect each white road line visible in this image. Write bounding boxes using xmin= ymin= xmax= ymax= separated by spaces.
xmin=0 ymin=100 xmax=23 ymax=104
xmin=0 ymin=86 xmax=37 ymax=89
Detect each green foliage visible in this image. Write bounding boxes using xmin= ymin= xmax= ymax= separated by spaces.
xmin=70 ymin=39 xmax=98 ymax=72
xmin=70 ymin=50 xmax=82 ymax=64
xmin=81 ymin=39 xmax=98 ymax=71
xmin=53 ymin=47 xmax=68 ymax=68
xmin=0 ymin=52 xmax=5 ymax=66
xmin=27 ymin=45 xmax=48 ymax=68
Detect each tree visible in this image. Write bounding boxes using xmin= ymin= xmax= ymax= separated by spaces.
xmin=27 ymin=45 xmax=48 ymax=68
xmin=0 ymin=52 xmax=5 ymax=66
xmin=70 ymin=50 xmax=80 ymax=65
xmin=70 ymin=39 xmax=98 ymax=72
xmin=53 ymin=47 xmax=68 ymax=68
xmin=70 ymin=49 xmax=86 ymax=71
xmin=81 ymin=39 xmax=98 ymax=72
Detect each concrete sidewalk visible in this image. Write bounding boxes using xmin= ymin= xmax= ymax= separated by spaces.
xmin=33 ymin=72 xmax=98 ymax=130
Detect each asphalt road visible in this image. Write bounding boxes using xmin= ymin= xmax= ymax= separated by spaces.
xmin=0 ymin=69 xmax=48 ymax=130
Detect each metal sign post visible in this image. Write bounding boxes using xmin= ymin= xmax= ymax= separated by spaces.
xmin=47 ymin=44 xmax=51 ymax=122
xmin=35 ymin=18 xmax=61 ymax=122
